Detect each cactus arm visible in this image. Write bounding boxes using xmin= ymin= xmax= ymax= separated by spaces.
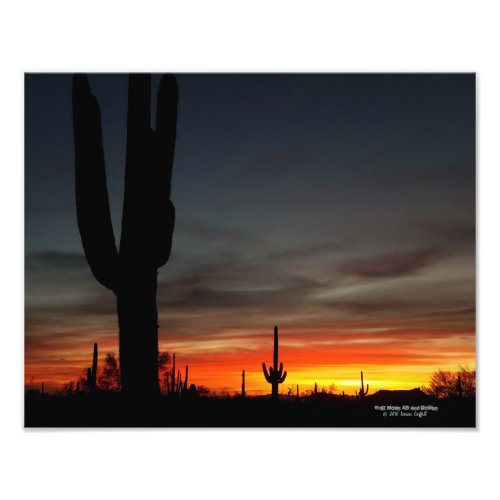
xmin=365 ymin=384 xmax=369 ymax=396
xmin=279 ymin=371 xmax=287 ymax=384
xmin=156 ymin=74 xmax=178 ymax=192
xmin=72 ymin=74 xmax=119 ymax=291
xmin=154 ymin=75 xmax=178 ymax=268
xmin=120 ymin=74 xmax=177 ymax=269
xmin=127 ymin=74 xmax=151 ymax=141
xmin=262 ymin=362 xmax=272 ymax=383
xmin=120 ymin=74 xmax=153 ymax=267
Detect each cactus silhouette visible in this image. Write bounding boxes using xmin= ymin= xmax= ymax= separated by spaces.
xmin=262 ymin=326 xmax=287 ymax=401
xmin=241 ymin=369 xmax=246 ymax=398
xmin=73 ymin=74 xmax=178 ymax=398
xmin=358 ymin=370 xmax=369 ymax=398
xmin=183 ymin=365 xmax=189 ymax=393
xmin=85 ymin=342 xmax=98 ymax=392
xmin=166 ymin=352 xmax=176 ymax=395
xmin=165 ymin=353 xmax=189 ymax=396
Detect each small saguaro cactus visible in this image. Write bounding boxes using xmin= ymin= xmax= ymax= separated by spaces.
xmin=262 ymin=326 xmax=287 ymax=401
xmin=358 ymin=371 xmax=369 ymax=399
xmin=183 ymin=365 xmax=189 ymax=393
xmin=165 ymin=353 xmax=190 ymax=396
xmin=296 ymin=384 xmax=299 ymax=398
xmin=166 ymin=352 xmax=176 ymax=395
xmin=86 ymin=343 xmax=98 ymax=392
xmin=314 ymin=382 xmax=318 ymax=395
xmin=241 ymin=369 xmax=246 ymax=398
xmin=73 ymin=73 xmax=178 ymax=398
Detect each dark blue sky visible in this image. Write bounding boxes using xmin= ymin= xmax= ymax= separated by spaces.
xmin=25 ymin=74 xmax=475 ymax=390
xmin=26 ymin=74 xmax=475 ymax=255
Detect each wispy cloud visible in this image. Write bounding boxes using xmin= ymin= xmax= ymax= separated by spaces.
xmin=339 ymin=247 xmax=445 ymax=278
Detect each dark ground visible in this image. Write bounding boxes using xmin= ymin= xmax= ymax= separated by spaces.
xmin=25 ymin=390 xmax=476 ymax=428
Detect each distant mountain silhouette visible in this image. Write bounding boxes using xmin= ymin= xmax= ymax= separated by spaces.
xmin=369 ymin=388 xmax=427 ymax=402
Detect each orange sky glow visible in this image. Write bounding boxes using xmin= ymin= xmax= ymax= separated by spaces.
xmin=25 ymin=313 xmax=475 ymax=395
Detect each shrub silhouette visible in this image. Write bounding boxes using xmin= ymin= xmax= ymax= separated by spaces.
xmin=262 ymin=326 xmax=287 ymax=401
xmin=73 ymin=74 xmax=178 ymax=398
xmin=456 ymin=374 xmax=462 ymax=398
xmin=423 ymin=366 xmax=475 ymax=398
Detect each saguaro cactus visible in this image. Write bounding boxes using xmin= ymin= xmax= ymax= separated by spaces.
xmin=86 ymin=342 xmax=98 ymax=392
xmin=73 ymin=74 xmax=178 ymax=398
xmin=183 ymin=365 xmax=189 ymax=393
xmin=358 ymin=370 xmax=369 ymax=398
xmin=165 ymin=353 xmax=189 ymax=396
xmin=166 ymin=352 xmax=177 ymax=395
xmin=262 ymin=326 xmax=287 ymax=401
xmin=241 ymin=369 xmax=246 ymax=398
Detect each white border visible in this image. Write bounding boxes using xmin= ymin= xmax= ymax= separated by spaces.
xmin=2 ymin=1 xmax=498 ymax=499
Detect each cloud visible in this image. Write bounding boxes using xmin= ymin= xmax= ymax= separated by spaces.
xmin=158 ymin=273 xmax=326 ymax=313
xmin=339 ymin=247 xmax=445 ymax=278
xmin=26 ymin=250 xmax=87 ymax=270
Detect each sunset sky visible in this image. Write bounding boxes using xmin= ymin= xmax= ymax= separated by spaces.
xmin=25 ymin=73 xmax=475 ymax=395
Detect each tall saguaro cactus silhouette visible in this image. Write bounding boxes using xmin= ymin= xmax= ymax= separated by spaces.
xmin=262 ymin=326 xmax=287 ymax=401
xmin=358 ymin=370 xmax=369 ymax=399
xmin=73 ymin=74 xmax=178 ymax=398
xmin=86 ymin=342 xmax=98 ymax=392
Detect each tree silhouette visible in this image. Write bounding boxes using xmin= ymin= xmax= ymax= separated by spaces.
xmin=423 ymin=366 xmax=476 ymax=398
xmin=72 ymin=74 xmax=178 ymax=398
xmin=424 ymin=370 xmax=455 ymax=398
xmin=457 ymin=364 xmax=476 ymax=397
xmin=158 ymin=351 xmax=170 ymax=393
xmin=98 ymin=353 xmax=121 ymax=392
